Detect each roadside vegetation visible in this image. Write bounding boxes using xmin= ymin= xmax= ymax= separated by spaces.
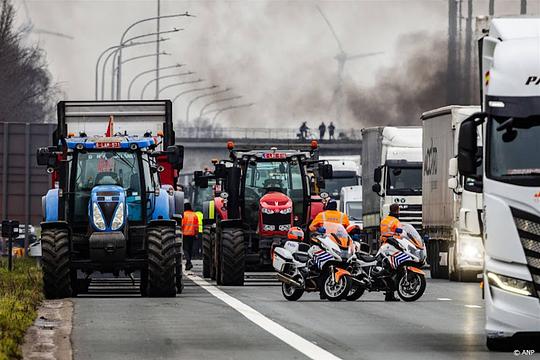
xmin=0 ymin=258 xmax=43 ymax=360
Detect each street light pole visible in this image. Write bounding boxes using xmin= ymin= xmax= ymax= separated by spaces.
xmin=210 ymin=103 xmax=255 ymax=126
xmin=185 ymin=88 xmax=231 ymax=122
xmin=156 ymin=0 xmax=161 ymax=100
xmin=116 ymin=12 xmax=192 ymax=100
xmin=127 ymin=64 xmax=183 ymax=100
xmin=199 ymin=95 xmax=242 ymax=119
xmin=140 ymin=72 xmax=195 ymax=99
xmin=171 ymin=85 xmax=219 ymax=122
xmin=100 ymin=33 xmax=172 ymax=99
xmin=158 ymin=79 xmax=204 ymax=96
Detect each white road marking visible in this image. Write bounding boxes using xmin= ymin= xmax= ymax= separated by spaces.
xmin=437 ymin=298 xmax=452 ymax=301
xmin=464 ymin=304 xmax=482 ymax=308
xmin=186 ymin=273 xmax=343 ymax=360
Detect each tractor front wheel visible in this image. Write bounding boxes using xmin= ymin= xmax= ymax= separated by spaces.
xmin=219 ymin=228 xmax=245 ymax=286
xmin=147 ymin=226 xmax=176 ymax=297
xmin=41 ymin=228 xmax=73 ymax=299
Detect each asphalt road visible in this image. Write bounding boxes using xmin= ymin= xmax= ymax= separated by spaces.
xmin=71 ymin=262 xmax=513 ymax=360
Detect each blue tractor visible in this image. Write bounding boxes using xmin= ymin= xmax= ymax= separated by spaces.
xmin=37 ymin=101 xmax=185 ymax=298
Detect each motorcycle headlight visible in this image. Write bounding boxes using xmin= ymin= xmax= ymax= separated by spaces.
xmin=92 ymin=202 xmax=106 ymax=230
xmin=261 ymin=207 xmax=274 ymax=215
xmin=487 ymin=272 xmax=536 ymax=297
xmin=280 ymin=207 xmax=292 ymax=215
xmin=111 ymin=202 xmax=124 ymax=230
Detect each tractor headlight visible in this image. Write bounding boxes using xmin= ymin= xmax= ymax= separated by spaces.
xmin=487 ymin=272 xmax=536 ymax=297
xmin=111 ymin=202 xmax=124 ymax=230
xmin=261 ymin=207 xmax=274 ymax=215
xmin=280 ymin=207 xmax=292 ymax=215
xmin=92 ymin=202 xmax=106 ymax=230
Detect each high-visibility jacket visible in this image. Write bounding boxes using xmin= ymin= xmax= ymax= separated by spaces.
xmin=309 ymin=210 xmax=350 ymax=232
xmin=182 ymin=210 xmax=200 ymax=236
xmin=380 ymin=215 xmax=401 ymax=242
xmin=195 ymin=211 xmax=203 ymax=233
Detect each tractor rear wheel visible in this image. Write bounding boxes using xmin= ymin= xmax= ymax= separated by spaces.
xmin=41 ymin=228 xmax=72 ymax=299
xmin=202 ymin=226 xmax=213 ymax=278
xmin=147 ymin=226 xmax=176 ymax=297
xmin=219 ymin=228 xmax=245 ymax=286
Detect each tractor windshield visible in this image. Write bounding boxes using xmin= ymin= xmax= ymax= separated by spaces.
xmin=73 ymin=151 xmax=144 ymax=222
xmin=244 ymin=159 xmax=305 ymax=225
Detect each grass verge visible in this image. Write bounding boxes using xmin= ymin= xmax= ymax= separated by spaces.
xmin=0 ymin=258 xmax=42 ymax=360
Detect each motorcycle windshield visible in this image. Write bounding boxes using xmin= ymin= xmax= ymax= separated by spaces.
xmin=401 ymin=223 xmax=424 ymax=249
xmin=321 ymin=222 xmax=351 ymax=249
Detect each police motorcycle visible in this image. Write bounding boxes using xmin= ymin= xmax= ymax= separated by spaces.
xmin=347 ymin=223 xmax=427 ymax=302
xmin=272 ymin=223 xmax=355 ymax=301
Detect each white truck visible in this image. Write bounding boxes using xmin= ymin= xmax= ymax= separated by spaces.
xmin=457 ymin=17 xmax=540 ymax=350
xmin=361 ymin=127 xmax=423 ymax=251
xmin=339 ymin=185 xmax=362 ymax=227
xmin=320 ymin=155 xmax=361 ymax=202
xmin=421 ymin=106 xmax=484 ymax=281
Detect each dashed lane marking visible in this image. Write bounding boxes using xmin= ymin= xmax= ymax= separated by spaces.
xmin=437 ymin=298 xmax=452 ymax=301
xmin=464 ymin=304 xmax=482 ymax=308
xmin=186 ymin=273 xmax=343 ymax=360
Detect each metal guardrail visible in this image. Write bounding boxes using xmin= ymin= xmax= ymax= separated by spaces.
xmin=175 ymin=127 xmax=362 ymax=140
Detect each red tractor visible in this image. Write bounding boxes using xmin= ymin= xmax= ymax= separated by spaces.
xmin=196 ymin=141 xmax=332 ymax=285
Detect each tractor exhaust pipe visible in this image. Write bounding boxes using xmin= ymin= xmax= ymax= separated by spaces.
xmin=276 ymin=273 xmax=303 ymax=288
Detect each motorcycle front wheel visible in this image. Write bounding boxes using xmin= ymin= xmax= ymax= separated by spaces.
xmin=397 ymin=271 xmax=426 ymax=302
xmin=282 ymin=282 xmax=304 ymax=301
xmin=322 ymin=273 xmax=352 ymax=301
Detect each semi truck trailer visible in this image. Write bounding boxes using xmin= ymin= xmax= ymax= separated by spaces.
xmin=361 ymin=126 xmax=423 ymax=251
xmin=421 ymin=105 xmax=484 ymax=281
xmin=457 ymin=17 xmax=540 ymax=350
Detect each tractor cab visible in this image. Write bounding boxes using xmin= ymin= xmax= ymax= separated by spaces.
xmin=196 ymin=141 xmax=333 ymax=285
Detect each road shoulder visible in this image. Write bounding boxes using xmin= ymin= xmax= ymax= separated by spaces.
xmin=22 ymin=300 xmax=73 ymax=360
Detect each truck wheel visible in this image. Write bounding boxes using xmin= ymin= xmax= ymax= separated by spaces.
xmin=41 ymin=228 xmax=72 ymax=299
xmin=220 ymin=228 xmax=245 ymax=286
xmin=147 ymin=226 xmax=176 ymax=297
xmin=429 ymin=240 xmax=448 ymax=279
xmin=202 ymin=227 xmax=212 ymax=278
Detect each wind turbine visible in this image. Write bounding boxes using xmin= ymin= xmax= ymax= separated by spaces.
xmin=317 ymin=5 xmax=381 ymax=123
xmin=19 ymin=0 xmax=74 ymax=40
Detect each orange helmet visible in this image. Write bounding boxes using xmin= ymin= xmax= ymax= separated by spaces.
xmin=287 ymin=226 xmax=304 ymax=241
xmin=346 ymin=224 xmax=362 ymax=238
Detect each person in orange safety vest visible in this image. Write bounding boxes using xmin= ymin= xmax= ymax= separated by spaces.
xmin=380 ymin=203 xmax=402 ymax=244
xmin=309 ymin=200 xmax=350 ymax=232
xmin=182 ymin=203 xmax=199 ymax=270
xmin=380 ymin=203 xmax=402 ymax=302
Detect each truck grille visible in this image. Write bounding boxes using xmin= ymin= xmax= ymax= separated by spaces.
xmin=399 ymin=204 xmax=422 ymax=232
xmin=512 ymin=207 xmax=540 ymax=297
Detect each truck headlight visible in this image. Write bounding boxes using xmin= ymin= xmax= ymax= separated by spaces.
xmin=280 ymin=207 xmax=292 ymax=215
xmin=261 ymin=207 xmax=274 ymax=214
xmin=111 ymin=202 xmax=124 ymax=230
xmin=92 ymin=202 xmax=106 ymax=230
xmin=459 ymin=238 xmax=483 ymax=261
xmin=487 ymin=272 xmax=536 ymax=297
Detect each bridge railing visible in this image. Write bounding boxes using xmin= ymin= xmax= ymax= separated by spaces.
xmin=176 ymin=127 xmax=362 ymax=140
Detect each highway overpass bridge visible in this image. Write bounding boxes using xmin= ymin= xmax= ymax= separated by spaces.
xmin=176 ymin=127 xmax=362 ymax=183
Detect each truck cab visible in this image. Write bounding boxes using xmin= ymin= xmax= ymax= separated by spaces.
xmin=457 ymin=18 xmax=540 ymax=350
xmin=340 ymin=185 xmax=363 ymax=228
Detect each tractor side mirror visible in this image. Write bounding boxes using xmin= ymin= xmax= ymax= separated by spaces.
xmin=193 ymin=171 xmax=209 ymax=188
xmin=166 ymin=145 xmax=184 ymax=170
xmin=458 ymin=116 xmax=480 ymax=176
xmin=318 ymin=163 xmax=333 ymax=179
xmin=214 ymin=163 xmax=227 ymax=179
xmin=36 ymin=147 xmax=57 ymax=168
xmin=372 ymin=183 xmax=382 ymax=195
xmin=373 ymin=166 xmax=382 ymax=183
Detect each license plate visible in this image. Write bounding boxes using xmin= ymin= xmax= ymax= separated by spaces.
xmin=96 ymin=142 xmax=120 ymax=148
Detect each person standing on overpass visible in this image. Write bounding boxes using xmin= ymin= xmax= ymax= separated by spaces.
xmin=328 ymin=122 xmax=336 ymax=140
xmin=318 ymin=122 xmax=326 ymax=140
xmin=182 ymin=203 xmax=200 ymax=270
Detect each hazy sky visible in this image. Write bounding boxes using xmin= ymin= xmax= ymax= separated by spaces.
xmin=14 ymin=0 xmax=538 ymax=128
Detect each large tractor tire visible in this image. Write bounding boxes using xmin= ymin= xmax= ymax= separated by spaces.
xmin=147 ymin=226 xmax=176 ymax=297
xmin=219 ymin=228 xmax=245 ymax=286
xmin=175 ymin=225 xmax=183 ymax=294
xmin=202 ymin=226 xmax=213 ymax=278
xmin=41 ymin=228 xmax=73 ymax=299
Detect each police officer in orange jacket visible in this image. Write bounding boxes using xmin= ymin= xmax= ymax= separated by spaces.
xmin=182 ymin=203 xmax=199 ymax=270
xmin=380 ymin=203 xmax=402 ymax=244
xmin=309 ymin=200 xmax=350 ymax=232
xmin=380 ymin=203 xmax=402 ymax=301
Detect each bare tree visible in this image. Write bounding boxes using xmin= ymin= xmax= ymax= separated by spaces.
xmin=0 ymin=0 xmax=57 ymax=123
